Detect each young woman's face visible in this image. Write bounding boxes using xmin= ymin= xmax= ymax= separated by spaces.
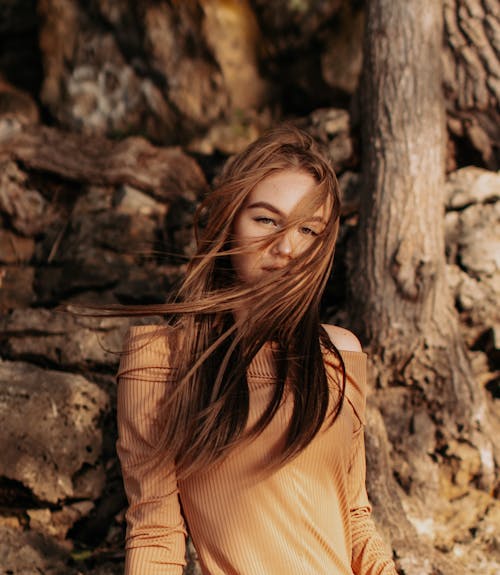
xmin=230 ymin=169 xmax=330 ymax=284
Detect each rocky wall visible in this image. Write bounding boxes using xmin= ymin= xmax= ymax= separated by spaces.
xmin=0 ymin=1 xmax=498 ymax=573
xmin=0 ymin=108 xmax=499 ymax=573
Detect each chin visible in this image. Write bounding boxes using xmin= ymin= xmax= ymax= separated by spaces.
xmin=236 ymin=272 xmax=264 ymax=285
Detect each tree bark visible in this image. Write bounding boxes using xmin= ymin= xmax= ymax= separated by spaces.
xmin=349 ymin=0 xmax=496 ymax=570
xmin=356 ymin=0 xmax=476 ymax=418
xmin=443 ymin=0 xmax=500 ymax=170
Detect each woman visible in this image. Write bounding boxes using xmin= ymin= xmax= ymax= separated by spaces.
xmin=116 ymin=125 xmax=398 ymax=574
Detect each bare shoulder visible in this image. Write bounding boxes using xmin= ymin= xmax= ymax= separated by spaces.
xmin=321 ymin=324 xmax=362 ymax=352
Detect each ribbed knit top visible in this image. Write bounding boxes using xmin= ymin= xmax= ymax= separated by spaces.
xmin=116 ymin=325 xmax=397 ymax=575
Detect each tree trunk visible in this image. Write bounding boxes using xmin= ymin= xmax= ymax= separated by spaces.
xmin=443 ymin=0 xmax=500 ymax=170
xmin=349 ymin=0 xmax=496 ymax=571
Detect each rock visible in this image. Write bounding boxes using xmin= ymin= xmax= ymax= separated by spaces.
xmin=0 ymin=78 xmax=40 ymax=141
xmin=38 ymin=0 xmax=176 ymax=143
xmin=468 ymin=349 xmax=495 ymax=387
xmin=298 ymin=108 xmax=354 ymax=172
xmin=321 ymin=3 xmax=364 ymax=94
xmin=0 ymin=79 xmax=39 ymax=124
xmin=446 ymin=167 xmax=500 ymax=209
xmin=0 ymin=360 xmax=109 ymax=503
xmin=113 ymin=263 xmax=175 ymax=305
xmin=447 ymin=263 xmax=493 ymax=313
xmin=0 ymin=0 xmax=41 ymax=105
xmin=0 ymin=524 xmax=69 ymax=575
xmin=444 ymin=439 xmax=483 ymax=498
xmin=445 ymin=189 xmax=500 ymax=342
xmin=0 ymin=514 xmax=21 ymax=529
xmin=0 ymin=308 xmax=131 ymax=372
xmin=186 ymin=537 xmax=203 ymax=575
xmin=0 ymin=266 xmax=35 ymax=310
xmin=434 ymin=488 xmax=493 ymax=550
xmin=114 ymin=185 xmax=168 ymax=217
xmin=444 ymin=210 xmax=461 ymax=262
xmin=474 ymin=501 xmax=500 ymax=556
xmin=72 ymin=463 xmax=107 ymax=500
xmin=460 ymin=226 xmax=500 ymax=278
xmin=0 ymin=161 xmax=52 ymax=236
xmin=0 ymin=230 xmax=35 ymax=263
xmin=338 ymin=171 xmax=361 ymax=216
xmin=187 ymin=110 xmax=271 ymax=155
xmin=22 ymin=156 xmax=191 ymax=305
xmin=252 ymin=0 xmax=343 ymax=53
xmin=34 ymin=259 xmax=126 ymax=304
xmin=164 ymin=195 xmax=198 ymax=258
xmin=37 ymin=0 xmax=230 ymax=141
xmin=28 ymin=502 xmax=95 ymax=540
xmin=141 ymin=2 xmax=228 ymax=130
xmin=73 ymin=184 xmax=114 ymax=214
xmin=202 ymin=0 xmax=268 ymax=111
xmin=69 ymin=209 xmax=159 ymax=254
xmin=481 ymin=325 xmax=500 ymax=367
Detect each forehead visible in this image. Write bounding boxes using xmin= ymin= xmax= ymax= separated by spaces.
xmin=245 ymin=169 xmax=330 ymax=219
xmin=245 ymin=169 xmax=332 ymax=220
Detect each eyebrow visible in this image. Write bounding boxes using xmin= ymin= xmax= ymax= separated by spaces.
xmin=246 ymin=201 xmax=326 ymax=223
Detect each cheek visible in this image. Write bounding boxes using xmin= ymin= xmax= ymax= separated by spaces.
xmin=229 ymin=235 xmax=265 ymax=283
xmin=230 ymin=249 xmax=258 ymax=277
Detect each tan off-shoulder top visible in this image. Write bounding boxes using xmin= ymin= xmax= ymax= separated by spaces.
xmin=116 ymin=325 xmax=397 ymax=575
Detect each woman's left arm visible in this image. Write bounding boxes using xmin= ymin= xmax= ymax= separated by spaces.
xmin=347 ymin=422 xmax=398 ymax=575
xmin=323 ymin=325 xmax=398 ymax=574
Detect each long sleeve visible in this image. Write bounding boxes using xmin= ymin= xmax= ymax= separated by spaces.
xmin=116 ymin=326 xmax=187 ymax=574
xmin=339 ymin=351 xmax=398 ymax=575
xmin=347 ymin=426 xmax=397 ymax=575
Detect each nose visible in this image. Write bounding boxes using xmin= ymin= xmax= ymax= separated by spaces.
xmin=272 ymin=231 xmax=294 ymax=259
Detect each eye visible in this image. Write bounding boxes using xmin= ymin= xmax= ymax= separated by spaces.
xmin=300 ymin=226 xmax=319 ymax=237
xmin=254 ymin=216 xmax=277 ymax=227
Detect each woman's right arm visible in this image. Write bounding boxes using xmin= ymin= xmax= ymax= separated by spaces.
xmin=117 ymin=326 xmax=187 ymax=575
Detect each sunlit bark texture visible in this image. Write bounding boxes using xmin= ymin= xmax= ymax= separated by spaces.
xmin=443 ymin=0 xmax=499 ymax=170
xmin=349 ymin=0 xmax=497 ymax=571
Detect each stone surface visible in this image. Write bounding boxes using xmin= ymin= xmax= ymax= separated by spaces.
xmin=39 ymin=1 xmax=176 ymax=143
xmin=0 ymin=229 xmax=35 ymax=263
xmin=34 ymin=258 xmax=127 ymax=304
xmin=434 ymin=491 xmax=500 ymax=575
xmin=252 ymin=0 xmax=343 ymax=53
xmin=0 ymin=360 xmax=109 ymax=503
xmin=338 ymin=171 xmax=361 ymax=215
xmin=446 ymin=167 xmax=500 ymax=208
xmin=0 ymin=524 xmax=69 ymax=575
xmin=202 ymin=0 xmax=268 ymax=111
xmin=37 ymin=0 xmax=229 ymax=141
xmin=0 ymin=161 xmax=52 ymax=236
xmin=445 ymin=169 xmax=500 ymax=346
xmin=0 ymin=308 xmax=131 ymax=372
xmin=114 ymin=185 xmax=168 ymax=217
xmin=0 ymin=265 xmax=35 ymax=310
xmin=28 ymin=501 xmax=95 ymax=540
xmin=0 ymin=17 xmax=498 ymax=568
xmin=455 ymin=200 xmax=500 ymax=279
xmin=298 ymin=108 xmax=354 ymax=172
xmin=187 ymin=110 xmax=271 ymax=155
xmin=0 ymin=78 xmax=40 ymax=150
xmin=321 ymin=3 xmax=364 ymax=94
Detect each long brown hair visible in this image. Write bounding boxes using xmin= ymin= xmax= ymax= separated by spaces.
xmin=83 ymin=125 xmax=346 ymax=478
